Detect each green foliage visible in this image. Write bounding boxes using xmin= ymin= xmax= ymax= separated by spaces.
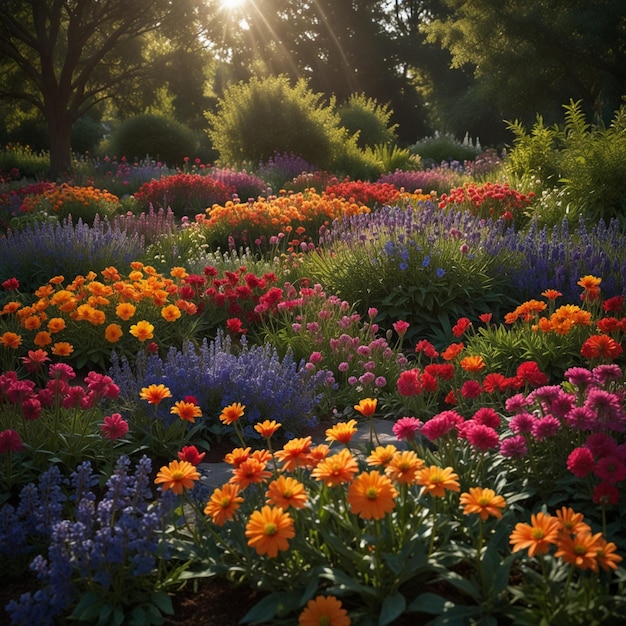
xmin=0 ymin=143 xmax=50 ymax=179
xmin=362 ymin=143 xmax=417 ymax=175
xmin=206 ymin=75 xmax=348 ymax=170
xmin=107 ymin=114 xmax=199 ymax=166
xmin=337 ymin=93 xmax=398 ymax=149
xmin=71 ymin=115 xmax=104 ymax=155
xmin=410 ymin=132 xmax=481 ymax=166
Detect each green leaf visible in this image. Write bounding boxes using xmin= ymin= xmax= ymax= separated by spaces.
xmin=406 ymin=592 xmax=448 ymax=615
xmin=70 ymin=592 xmax=103 ymax=622
xmin=150 ymin=591 xmax=174 ymax=616
xmin=379 ymin=592 xmax=406 ymax=626
xmin=240 ymin=591 xmax=296 ymax=624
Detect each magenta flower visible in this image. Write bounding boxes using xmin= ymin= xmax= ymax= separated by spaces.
xmin=499 ymin=435 xmax=527 ymax=458
xmin=392 ymin=320 xmax=410 ymax=336
xmin=564 ymin=367 xmax=594 ymax=387
xmin=471 ymin=407 xmax=500 ymax=429
xmin=0 ymin=429 xmax=25 ymax=453
xmin=509 ymin=412 xmax=536 ymax=434
xmin=592 ymin=482 xmax=619 ymax=505
xmin=392 ymin=416 xmax=422 ymax=441
xmin=530 ymin=415 xmax=561 ymax=441
xmin=594 ymin=456 xmax=626 ymax=484
xmin=464 ymin=422 xmax=500 ymax=451
xmin=100 ymin=413 xmax=129 ymax=440
xmin=566 ymin=447 xmax=595 ymax=478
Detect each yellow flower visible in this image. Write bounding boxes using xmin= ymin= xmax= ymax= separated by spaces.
xmin=139 ymin=384 xmax=172 ymax=405
xmin=170 ymin=400 xmax=202 ymax=423
xmin=104 ymin=323 xmax=123 ymax=343
xmin=325 ymin=419 xmax=358 ymax=444
xmin=299 ymin=595 xmax=351 ymax=626
xmin=51 ymin=342 xmax=74 ymax=356
xmin=47 ymin=317 xmax=66 ymax=333
xmin=311 ymin=448 xmax=359 ymax=487
xmin=116 ymin=302 xmax=136 ymax=321
xmin=33 ymin=331 xmax=52 ymax=347
xmin=509 ymin=512 xmax=561 ymax=557
xmin=204 ymin=483 xmax=243 ymax=526
xmin=154 ymin=459 xmax=200 ymax=495
xmin=385 ymin=450 xmax=424 ymax=485
xmin=354 ymin=397 xmax=377 ymax=417
xmin=161 ymin=304 xmax=182 ymax=322
xmin=129 ymin=320 xmax=154 ymax=341
xmin=254 ymin=420 xmax=282 ymax=438
xmin=266 ymin=476 xmax=307 ymax=510
xmin=0 ymin=331 xmax=22 ymax=349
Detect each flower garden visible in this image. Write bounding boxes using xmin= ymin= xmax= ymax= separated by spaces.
xmin=1 ymin=135 xmax=626 ymax=625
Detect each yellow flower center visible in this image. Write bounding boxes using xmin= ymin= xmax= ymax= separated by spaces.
xmin=264 ymin=522 xmax=277 ymax=536
xmin=531 ymin=529 xmax=545 ymax=540
xmin=220 ymin=497 xmax=231 ymax=508
xmin=478 ymin=496 xmax=491 ymax=506
xmin=366 ymin=487 xmax=379 ymax=500
xmin=170 ymin=470 xmax=185 ymax=480
xmin=319 ymin=617 xmax=330 ymax=626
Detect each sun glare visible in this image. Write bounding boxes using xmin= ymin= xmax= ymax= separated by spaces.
xmin=220 ymin=0 xmax=246 ymax=9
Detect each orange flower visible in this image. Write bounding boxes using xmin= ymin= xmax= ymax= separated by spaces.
xmin=311 ymin=448 xmax=359 ymax=487
xmin=385 ymin=450 xmax=425 ymax=485
xmin=460 ymin=487 xmax=506 ymax=520
xmin=47 ymin=317 xmax=66 ymax=333
xmin=115 ymin=302 xmax=136 ymax=321
xmin=325 ymin=419 xmax=358 ymax=444
xmin=204 ymin=483 xmax=243 ymax=526
xmin=354 ymin=397 xmax=377 ymax=417
xmin=229 ymin=457 xmax=271 ymax=490
xmin=139 ymin=383 xmax=172 ymax=405
xmin=33 ymin=331 xmax=52 ymax=347
xmin=219 ymin=402 xmax=245 ymax=425
xmin=299 ymin=595 xmax=351 ymax=626
xmin=460 ymin=355 xmax=486 ymax=373
xmin=129 ymin=320 xmax=154 ymax=341
xmin=306 ymin=443 xmax=330 ymax=468
xmin=49 ymin=275 xmax=65 ymax=284
xmin=577 ymin=275 xmax=602 ymax=290
xmin=161 ymin=304 xmax=182 ymax=322
xmin=51 ymin=342 xmax=74 ymax=356
xmin=581 ymin=334 xmax=623 ymax=359
xmin=555 ymin=507 xmax=591 ymax=536
xmin=245 ymin=505 xmax=295 ymax=557
xmin=171 ymin=400 xmax=202 ymax=423
xmin=0 ymin=331 xmax=22 ymax=349
xmin=595 ymin=537 xmax=623 ymax=571
xmin=416 ymin=465 xmax=460 ymax=497
xmin=274 ymin=436 xmax=313 ymax=471
xmin=104 ymin=323 xmax=123 ymax=343
xmin=541 ymin=289 xmax=562 ymax=301
xmin=366 ymin=444 xmax=398 ymax=467
xmin=23 ymin=315 xmax=42 ymax=330
xmin=170 ymin=266 xmax=188 ymax=279
xmin=254 ymin=420 xmax=282 ymax=438
xmin=509 ymin=512 xmax=561 ymax=557
xmin=224 ymin=447 xmax=251 ymax=467
xmin=347 ymin=470 xmax=398 ymax=520
xmin=154 ymin=459 xmax=200 ymax=495
xmin=266 ymin=475 xmax=307 ymax=509
xmin=1 ymin=301 xmax=22 ymax=314
xmin=441 ymin=342 xmax=464 ymax=360
xmin=555 ymin=531 xmax=604 ymax=571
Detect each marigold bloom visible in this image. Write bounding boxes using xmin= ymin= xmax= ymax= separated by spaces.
xmin=254 ymin=419 xmax=281 ymax=438
xmin=416 ymin=465 xmax=460 ymax=497
xmin=161 ymin=304 xmax=182 ymax=322
xmin=104 ymin=323 xmax=123 ymax=343
xmin=205 ymin=483 xmax=244 ymax=526
xmin=34 ymin=331 xmax=52 ymax=347
xmin=100 ymin=413 xmax=129 ymax=440
xmin=266 ymin=475 xmax=307 ymax=509
xmin=347 ymin=470 xmax=398 ymax=520
xmin=385 ymin=450 xmax=425 ymax=485
xmin=311 ymin=448 xmax=359 ymax=487
xmin=460 ymin=355 xmax=486 ymax=373
xmin=354 ymin=397 xmax=377 ymax=417
xmin=219 ymin=402 xmax=245 ymax=425
xmin=555 ymin=531 xmax=604 ymax=571
xmin=0 ymin=331 xmax=22 ymax=349
xmin=460 ymin=487 xmax=506 ymax=520
xmin=51 ymin=342 xmax=74 ymax=356
xmin=577 ymin=275 xmax=602 ymax=291
xmin=581 ymin=334 xmax=623 ymax=360
xmin=275 ymin=436 xmax=312 ymax=471
xmin=171 ymin=400 xmax=202 ymax=423
xmin=139 ymin=384 xmax=172 ymax=405
xmin=325 ymin=419 xmax=358 ymax=444
xmin=154 ymin=459 xmax=200 ymax=494
xmin=229 ymin=457 xmax=272 ymax=490
xmin=47 ymin=317 xmax=66 ymax=333
xmin=299 ymin=595 xmax=351 ymax=626
xmin=115 ymin=302 xmax=136 ymax=321
xmin=366 ymin=444 xmax=398 ymax=467
xmin=509 ymin=512 xmax=561 ymax=557
xmin=245 ymin=505 xmax=295 ymax=557
xmin=129 ymin=319 xmax=154 ymax=341
xmin=595 ymin=536 xmax=623 ymax=571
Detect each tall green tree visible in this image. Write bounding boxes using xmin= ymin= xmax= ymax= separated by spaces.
xmin=0 ymin=0 xmax=208 ymax=176
xmin=424 ymin=0 xmax=626 ymax=126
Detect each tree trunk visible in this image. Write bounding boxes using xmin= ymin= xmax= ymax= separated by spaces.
xmin=45 ymin=107 xmax=74 ymax=179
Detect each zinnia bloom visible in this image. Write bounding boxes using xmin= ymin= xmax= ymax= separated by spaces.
xmin=171 ymin=400 xmax=202 ymax=423
xmin=99 ymin=413 xmax=129 ymax=440
xmin=416 ymin=465 xmax=460 ymax=497
xmin=245 ymin=505 xmax=295 ymax=557
xmin=254 ymin=420 xmax=282 ymax=438
xmin=460 ymin=487 xmax=506 ymax=520
xmin=311 ymin=448 xmax=359 ymax=487
xmin=509 ymin=512 xmax=561 ymax=557
xmin=325 ymin=419 xmax=358 ymax=445
xmin=139 ymin=384 xmax=172 ymax=405
xmin=385 ymin=450 xmax=424 ymax=484
xmin=205 ymin=483 xmax=243 ymax=526
xmin=347 ymin=470 xmax=398 ymax=520
xmin=354 ymin=397 xmax=377 ymax=417
xmin=460 ymin=355 xmax=486 ymax=373
xmin=266 ymin=475 xmax=307 ymax=509
xmin=397 ymin=369 xmax=423 ymax=396
xmin=581 ymin=334 xmax=623 ymax=360
xmin=275 ymin=436 xmax=312 ymax=471
xmin=154 ymin=459 xmax=200 ymax=494
xmin=299 ymin=595 xmax=351 ymax=626
xmin=392 ymin=416 xmax=422 ymax=441
xmin=219 ymin=402 xmax=245 ymax=425
xmin=129 ymin=320 xmax=154 ymax=341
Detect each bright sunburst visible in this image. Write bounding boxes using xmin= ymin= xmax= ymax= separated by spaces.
xmin=219 ymin=0 xmax=246 ymax=9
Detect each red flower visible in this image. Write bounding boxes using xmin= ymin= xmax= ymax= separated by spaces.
xmin=452 ymin=317 xmax=471 ymax=337
xmin=592 ymin=482 xmax=620 ymax=505
xmin=0 ymin=429 xmax=25 ymax=453
xmin=226 ymin=317 xmax=246 ymax=335
xmin=178 ymin=445 xmax=206 ymax=466
xmin=100 ymin=413 xmax=129 ymax=440
xmin=397 ymin=369 xmax=422 ymax=396
xmin=602 ymin=296 xmax=624 ymax=313
xmin=1 ymin=277 xmax=20 ymax=291
xmin=460 ymin=380 xmax=483 ymax=399
xmin=567 ymin=447 xmax=595 ymax=478
xmin=581 ymin=335 xmax=623 ymax=360
xmin=415 ymin=339 xmax=439 ymax=358
xmin=515 ymin=361 xmax=548 ymax=387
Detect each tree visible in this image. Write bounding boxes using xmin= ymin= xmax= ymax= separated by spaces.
xmin=424 ymin=0 xmax=626 ymax=127
xmin=0 ymin=0 xmax=207 ymax=176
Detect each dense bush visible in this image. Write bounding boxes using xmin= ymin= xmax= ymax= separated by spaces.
xmin=206 ymin=75 xmax=348 ymax=171
xmin=336 ymin=93 xmax=398 ymax=149
xmin=410 ymin=132 xmax=481 ymax=165
xmin=107 ymin=114 xmax=199 ymax=166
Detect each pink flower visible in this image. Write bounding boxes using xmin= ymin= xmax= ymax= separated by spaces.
xmin=566 ymin=447 xmax=595 ymax=478
xmin=178 ymin=445 xmax=206 ymax=466
xmin=20 ymin=349 xmax=50 ymax=373
xmin=397 ymin=369 xmax=422 ymax=396
xmin=460 ymin=380 xmax=483 ymax=399
xmin=0 ymin=429 xmax=25 ymax=453
xmin=594 ymin=456 xmax=626 ymax=484
xmin=509 ymin=412 xmax=536 ymax=434
xmin=471 ymin=407 xmax=500 ymax=429
xmin=530 ymin=415 xmax=561 ymax=441
xmin=592 ymin=482 xmax=619 ymax=506
xmin=100 ymin=413 xmax=129 ymax=440
xmin=309 ymin=351 xmax=323 ymax=364
xmin=464 ymin=422 xmax=500 ymax=451
xmin=564 ymin=406 xmax=597 ymax=430
xmin=392 ymin=416 xmax=422 ymax=441
xmin=505 ymin=393 xmax=530 ymax=414
xmin=499 ymin=435 xmax=527 ymax=458
xmin=21 ymin=398 xmax=42 ymax=421
xmin=564 ymin=367 xmax=594 ymax=387
xmin=585 ymin=433 xmax=618 ymax=458
xmin=392 ymin=320 xmax=410 ymax=337
xmin=420 ymin=411 xmax=463 ymax=441
xmin=49 ymin=362 xmax=75 ymax=381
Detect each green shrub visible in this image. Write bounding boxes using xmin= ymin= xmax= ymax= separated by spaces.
xmin=71 ymin=116 xmax=104 ymax=155
xmin=0 ymin=144 xmax=50 ymax=179
xmin=107 ymin=114 xmax=199 ymax=165
xmin=337 ymin=93 xmax=397 ymax=149
xmin=410 ymin=131 xmax=481 ymax=166
xmin=206 ymin=75 xmax=347 ymax=170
